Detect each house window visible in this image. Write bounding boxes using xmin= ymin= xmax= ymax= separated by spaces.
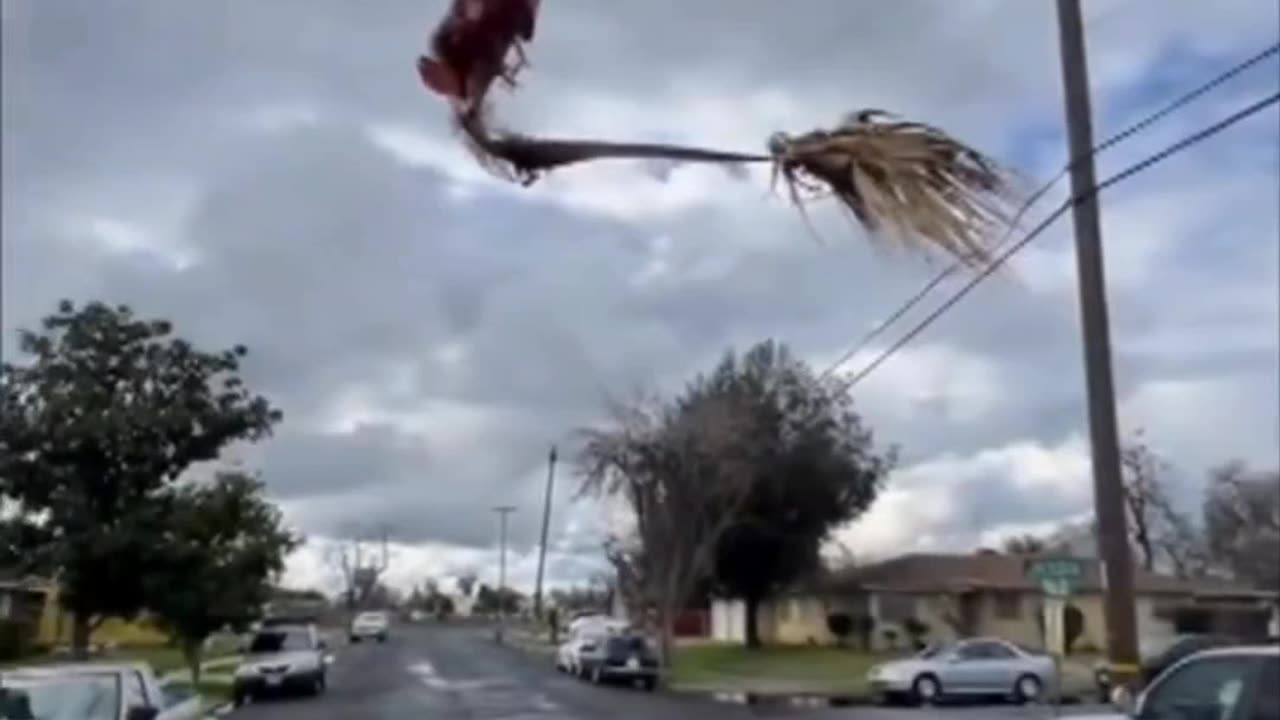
xmin=994 ymin=591 xmax=1021 ymax=620
xmin=878 ymin=593 xmax=917 ymax=623
xmin=0 ymin=592 xmax=11 ymax=620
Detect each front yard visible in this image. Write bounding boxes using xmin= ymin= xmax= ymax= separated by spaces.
xmin=668 ymin=643 xmax=1099 ymax=701
xmin=669 ymin=644 xmax=896 ymax=695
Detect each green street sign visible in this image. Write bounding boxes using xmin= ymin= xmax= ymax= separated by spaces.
xmin=1026 ymin=558 xmax=1084 ymax=597
xmin=1026 ymin=558 xmax=1084 ymax=581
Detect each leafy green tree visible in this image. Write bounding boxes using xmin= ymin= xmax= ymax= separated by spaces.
xmin=0 ymin=300 xmax=281 ymax=656
xmin=147 ymin=471 xmax=298 ymax=684
xmin=705 ymin=341 xmax=893 ymax=648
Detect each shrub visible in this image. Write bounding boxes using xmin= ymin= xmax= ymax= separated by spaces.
xmin=826 ymin=613 xmax=853 ymax=647
xmin=0 ymin=620 xmax=34 ymax=662
xmin=1064 ymin=605 xmax=1085 ymax=652
xmin=852 ymin=615 xmax=876 ymax=652
xmin=882 ymin=628 xmax=899 ymax=651
xmin=902 ymin=617 xmax=931 ymax=650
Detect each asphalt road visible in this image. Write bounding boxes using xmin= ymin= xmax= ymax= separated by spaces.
xmin=226 ymin=624 xmax=1116 ymax=719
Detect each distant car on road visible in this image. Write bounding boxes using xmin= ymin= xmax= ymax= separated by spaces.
xmin=1073 ymin=644 xmax=1278 ymax=720
xmin=866 ymin=637 xmax=1057 ymax=706
xmin=579 ymin=634 xmax=660 ymax=691
xmin=233 ymin=623 xmax=331 ymax=706
xmin=556 ymin=617 xmax=630 ymax=677
xmin=0 ymin=661 xmax=203 ymax=720
xmin=350 ymin=610 xmax=391 ymax=643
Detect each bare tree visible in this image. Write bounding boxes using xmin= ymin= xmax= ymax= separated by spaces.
xmin=455 ymin=572 xmax=478 ymax=598
xmin=1120 ymin=431 xmax=1169 ymax=571
xmin=324 ymin=526 xmax=391 ymax=611
xmin=1002 ymin=534 xmax=1049 ymax=555
xmin=1119 ymin=431 xmax=1214 ymax=579
xmin=1204 ymin=462 xmax=1280 ymax=590
xmin=576 ymin=390 xmax=761 ymax=667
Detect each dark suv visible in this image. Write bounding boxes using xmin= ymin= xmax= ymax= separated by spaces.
xmin=582 ymin=634 xmax=660 ymax=690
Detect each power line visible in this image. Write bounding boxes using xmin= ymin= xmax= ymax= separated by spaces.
xmin=818 ymin=41 xmax=1280 ymax=379
xmin=839 ymin=90 xmax=1280 ymax=391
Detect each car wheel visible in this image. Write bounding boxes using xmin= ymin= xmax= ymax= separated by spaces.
xmin=233 ymin=689 xmax=250 ymax=707
xmin=1014 ymin=674 xmax=1043 ymax=704
xmin=912 ymin=674 xmax=942 ymax=706
xmin=642 ymin=676 xmax=657 ymax=692
xmin=313 ymin=673 xmax=327 ymax=696
xmin=350 ymin=636 xmax=360 ymax=643
xmin=378 ymin=634 xmax=387 ymax=643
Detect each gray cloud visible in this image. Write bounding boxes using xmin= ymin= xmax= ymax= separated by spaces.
xmin=3 ymin=0 xmax=1277 ymax=588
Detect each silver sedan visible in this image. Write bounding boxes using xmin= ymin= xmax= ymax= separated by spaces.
xmin=867 ymin=637 xmax=1058 ymax=705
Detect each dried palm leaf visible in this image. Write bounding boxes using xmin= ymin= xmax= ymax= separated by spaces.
xmin=458 ymin=109 xmax=1018 ymax=266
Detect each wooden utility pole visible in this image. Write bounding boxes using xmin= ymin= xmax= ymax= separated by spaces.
xmin=1054 ymin=0 xmax=1139 ymax=684
xmin=493 ymin=505 xmax=516 ymax=644
xmin=533 ymin=445 xmax=558 ymax=620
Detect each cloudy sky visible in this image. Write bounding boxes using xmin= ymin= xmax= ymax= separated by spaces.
xmin=3 ymin=0 xmax=1277 ymax=596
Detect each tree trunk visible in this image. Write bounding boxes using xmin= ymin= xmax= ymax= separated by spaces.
xmin=183 ymin=640 xmax=204 ymax=687
xmin=744 ymin=595 xmax=762 ymax=649
xmin=657 ymin=601 xmax=675 ymax=683
xmin=71 ymin=612 xmax=92 ymax=660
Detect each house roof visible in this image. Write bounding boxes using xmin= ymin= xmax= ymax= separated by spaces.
xmin=813 ymin=553 xmax=1276 ymax=599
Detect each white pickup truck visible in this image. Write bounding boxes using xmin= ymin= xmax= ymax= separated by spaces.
xmin=0 ymin=661 xmax=205 ymax=720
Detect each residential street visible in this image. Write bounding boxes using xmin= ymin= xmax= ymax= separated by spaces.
xmin=227 ymin=624 xmax=1115 ymax=719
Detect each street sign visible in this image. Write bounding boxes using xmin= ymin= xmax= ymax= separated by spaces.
xmin=1040 ymin=578 xmax=1074 ymax=597
xmin=1026 ymin=558 xmax=1084 ymax=596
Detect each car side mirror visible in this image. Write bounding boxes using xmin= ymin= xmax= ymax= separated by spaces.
xmin=126 ymin=706 xmax=159 ymax=720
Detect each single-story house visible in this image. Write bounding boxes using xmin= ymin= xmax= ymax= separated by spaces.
xmin=0 ymin=576 xmax=50 ymax=628
xmin=711 ymin=552 xmax=1279 ymax=652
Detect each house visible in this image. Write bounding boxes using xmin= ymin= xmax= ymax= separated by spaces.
xmin=710 ymin=552 xmax=1279 ymax=652
xmin=0 ymin=576 xmax=50 ymax=628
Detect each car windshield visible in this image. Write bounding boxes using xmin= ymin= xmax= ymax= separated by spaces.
xmin=249 ymin=628 xmax=313 ymax=653
xmin=0 ymin=674 xmax=120 ymax=720
xmin=356 ymin=613 xmax=386 ymax=623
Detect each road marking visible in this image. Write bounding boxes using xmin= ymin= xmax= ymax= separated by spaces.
xmin=406 ymin=657 xmax=567 ymax=715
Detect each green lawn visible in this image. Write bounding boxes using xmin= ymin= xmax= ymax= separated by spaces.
xmin=669 ymin=644 xmax=898 ymax=695
xmin=2 ymin=634 xmax=240 ymax=674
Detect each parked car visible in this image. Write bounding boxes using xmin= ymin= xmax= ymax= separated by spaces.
xmin=0 ymin=661 xmax=203 ymax=720
xmin=350 ymin=610 xmax=391 ymax=643
xmin=555 ymin=618 xmax=630 ymax=676
xmin=1093 ymin=633 xmax=1238 ymax=701
xmin=1074 ymin=644 xmax=1278 ymax=720
xmin=232 ymin=623 xmax=331 ymax=706
xmin=866 ymin=637 xmax=1057 ymax=705
xmin=579 ymin=634 xmax=660 ymax=690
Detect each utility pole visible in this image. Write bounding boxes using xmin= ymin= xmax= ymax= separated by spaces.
xmin=1054 ymin=0 xmax=1139 ymax=685
xmin=493 ymin=505 xmax=516 ymax=644
xmin=532 ymin=445 xmax=558 ymax=620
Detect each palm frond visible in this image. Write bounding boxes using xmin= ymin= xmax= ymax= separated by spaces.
xmin=769 ymin=112 xmax=1020 ymax=266
xmin=457 ymin=109 xmax=1019 ymax=265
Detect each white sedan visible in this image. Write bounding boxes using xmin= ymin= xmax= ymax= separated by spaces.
xmin=349 ymin=610 xmax=391 ymax=643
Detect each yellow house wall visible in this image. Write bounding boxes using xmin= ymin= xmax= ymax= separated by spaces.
xmin=35 ymin=587 xmax=169 ymax=648
xmin=744 ymin=590 xmax=1190 ymax=654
